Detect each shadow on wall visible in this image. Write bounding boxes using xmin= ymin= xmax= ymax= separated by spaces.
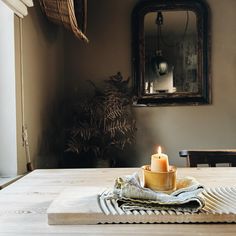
xmin=31 ymin=0 xmax=62 ymax=44
xmin=36 ymin=98 xmax=64 ymax=169
xmin=61 ymin=144 xmax=138 ymax=168
xmin=35 ymin=77 xmax=138 ymax=169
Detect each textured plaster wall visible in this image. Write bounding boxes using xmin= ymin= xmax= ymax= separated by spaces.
xmin=15 ymin=2 xmax=64 ymax=174
xmin=64 ymin=0 xmax=236 ymax=167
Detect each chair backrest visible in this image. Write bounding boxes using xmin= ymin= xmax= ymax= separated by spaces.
xmin=179 ymin=150 xmax=236 ymax=167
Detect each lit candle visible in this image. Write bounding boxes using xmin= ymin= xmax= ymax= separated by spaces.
xmin=151 ymin=146 xmax=169 ymax=172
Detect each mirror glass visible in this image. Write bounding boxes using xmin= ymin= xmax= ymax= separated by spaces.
xmin=144 ymin=11 xmax=197 ymax=94
xmin=132 ymin=0 xmax=210 ymax=106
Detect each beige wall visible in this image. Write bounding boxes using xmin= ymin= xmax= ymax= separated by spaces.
xmin=64 ymin=0 xmax=236 ymax=167
xmin=15 ymin=3 xmax=64 ymax=174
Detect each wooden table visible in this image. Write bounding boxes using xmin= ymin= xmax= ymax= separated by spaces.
xmin=0 ymin=167 xmax=236 ymax=235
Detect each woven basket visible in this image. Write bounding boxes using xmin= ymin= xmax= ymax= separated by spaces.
xmin=39 ymin=0 xmax=89 ymax=42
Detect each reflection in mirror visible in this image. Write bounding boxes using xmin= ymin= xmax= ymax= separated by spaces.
xmin=144 ymin=11 xmax=198 ymax=94
xmin=132 ymin=0 xmax=210 ymax=106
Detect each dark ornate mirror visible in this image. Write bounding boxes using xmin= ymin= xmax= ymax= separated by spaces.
xmin=132 ymin=0 xmax=210 ymax=106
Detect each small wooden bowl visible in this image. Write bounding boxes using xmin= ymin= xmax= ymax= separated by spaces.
xmin=142 ymin=165 xmax=177 ymax=193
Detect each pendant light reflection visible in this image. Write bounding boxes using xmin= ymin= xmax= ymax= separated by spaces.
xmin=151 ymin=51 xmax=168 ymax=76
xmin=151 ymin=11 xmax=169 ymax=77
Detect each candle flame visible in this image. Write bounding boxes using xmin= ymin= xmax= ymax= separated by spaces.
xmin=157 ymin=146 xmax=162 ymax=154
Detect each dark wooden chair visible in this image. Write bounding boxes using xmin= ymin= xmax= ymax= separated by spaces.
xmin=179 ymin=150 xmax=236 ymax=167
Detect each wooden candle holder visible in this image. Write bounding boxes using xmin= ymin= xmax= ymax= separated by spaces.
xmin=142 ymin=165 xmax=177 ymax=193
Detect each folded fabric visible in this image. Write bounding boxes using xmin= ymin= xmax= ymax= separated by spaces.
xmin=110 ymin=172 xmax=205 ymax=213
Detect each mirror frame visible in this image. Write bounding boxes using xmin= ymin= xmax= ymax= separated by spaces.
xmin=132 ymin=0 xmax=211 ymax=106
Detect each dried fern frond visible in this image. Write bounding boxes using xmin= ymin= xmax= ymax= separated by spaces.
xmin=104 ymin=107 xmax=123 ymax=120
xmin=66 ymin=136 xmax=82 ymax=154
xmin=105 ymin=119 xmax=134 ymax=137
xmin=66 ymin=72 xmax=136 ymax=160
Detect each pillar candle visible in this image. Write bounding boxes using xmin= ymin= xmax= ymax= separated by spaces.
xmin=151 ymin=146 xmax=169 ymax=172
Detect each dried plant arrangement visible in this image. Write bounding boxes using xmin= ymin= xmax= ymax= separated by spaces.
xmin=66 ymin=72 xmax=136 ymax=166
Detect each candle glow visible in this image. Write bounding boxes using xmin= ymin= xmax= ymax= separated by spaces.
xmin=150 ymin=146 xmax=169 ymax=172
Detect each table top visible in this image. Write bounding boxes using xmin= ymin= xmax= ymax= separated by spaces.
xmin=0 ymin=167 xmax=236 ymax=235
